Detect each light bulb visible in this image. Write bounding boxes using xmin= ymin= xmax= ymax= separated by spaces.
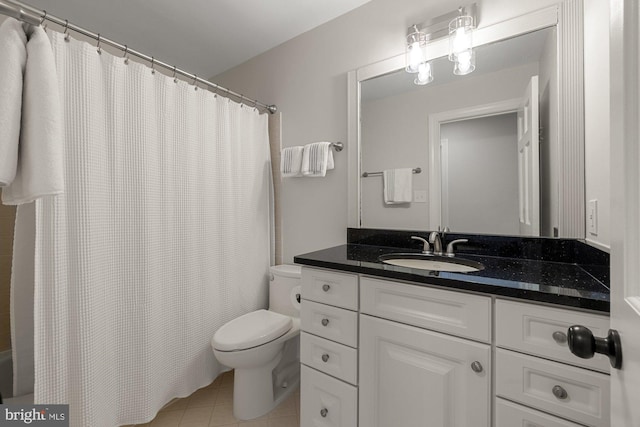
xmin=406 ymin=41 xmax=424 ymax=73
xmin=453 ymin=50 xmax=475 ymax=75
xmin=414 ymin=62 xmax=433 ymax=85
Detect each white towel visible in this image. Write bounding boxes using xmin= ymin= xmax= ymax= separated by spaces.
xmin=0 ymin=19 xmax=27 ymax=187
xmin=301 ymin=142 xmax=334 ymax=177
xmin=2 ymin=22 xmax=64 ymax=205
xmin=280 ymin=146 xmax=304 ymax=178
xmin=383 ymin=168 xmax=413 ymax=204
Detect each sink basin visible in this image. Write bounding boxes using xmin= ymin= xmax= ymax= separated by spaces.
xmin=378 ymin=253 xmax=484 ymax=273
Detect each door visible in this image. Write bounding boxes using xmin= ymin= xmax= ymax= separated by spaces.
xmin=359 ymin=315 xmax=491 ymax=427
xmin=610 ymin=0 xmax=640 ymax=425
xmin=517 ymin=75 xmax=540 ymax=236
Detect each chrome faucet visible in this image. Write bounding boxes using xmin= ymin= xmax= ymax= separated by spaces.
xmin=429 ymin=231 xmax=443 ymax=256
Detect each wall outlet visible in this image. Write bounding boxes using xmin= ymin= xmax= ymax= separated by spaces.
xmin=413 ymin=190 xmax=427 ymax=203
xmin=588 ymin=199 xmax=598 ymax=235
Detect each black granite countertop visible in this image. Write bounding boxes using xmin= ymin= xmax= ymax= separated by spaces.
xmin=294 ymin=243 xmax=610 ymax=313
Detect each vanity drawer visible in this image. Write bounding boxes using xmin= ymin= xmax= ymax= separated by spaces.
xmin=301 ymin=365 xmax=357 ymax=427
xmin=360 ymin=276 xmax=491 ymax=342
xmin=496 ymin=349 xmax=610 ymax=427
xmin=301 ymin=300 xmax=358 ymax=347
xmin=496 ymin=398 xmax=584 ymax=427
xmin=301 ymin=332 xmax=358 ymax=385
xmin=495 ymin=299 xmax=610 ymax=373
xmin=301 ymin=267 xmax=359 ymax=310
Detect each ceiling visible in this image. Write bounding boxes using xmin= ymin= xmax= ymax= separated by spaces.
xmin=24 ymin=0 xmax=372 ymax=78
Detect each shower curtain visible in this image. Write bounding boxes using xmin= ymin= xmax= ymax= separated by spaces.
xmin=20 ymin=31 xmax=272 ymax=426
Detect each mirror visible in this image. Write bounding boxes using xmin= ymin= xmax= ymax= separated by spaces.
xmin=348 ymin=6 xmax=586 ymax=238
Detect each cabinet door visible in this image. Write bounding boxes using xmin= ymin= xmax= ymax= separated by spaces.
xmin=359 ymin=314 xmax=491 ymax=427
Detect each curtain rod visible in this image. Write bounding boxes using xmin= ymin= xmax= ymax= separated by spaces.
xmin=0 ymin=0 xmax=278 ymax=114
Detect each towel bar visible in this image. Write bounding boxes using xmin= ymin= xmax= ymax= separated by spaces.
xmin=362 ymin=167 xmax=421 ymax=178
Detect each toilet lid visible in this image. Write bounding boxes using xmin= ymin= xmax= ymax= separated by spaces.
xmin=213 ymin=309 xmax=292 ymax=351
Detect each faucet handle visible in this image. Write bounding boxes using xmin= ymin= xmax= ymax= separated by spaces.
xmin=411 ymin=236 xmax=432 ymax=254
xmin=446 ymin=239 xmax=468 ymax=257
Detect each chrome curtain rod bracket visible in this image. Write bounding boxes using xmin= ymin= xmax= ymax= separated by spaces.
xmin=362 ymin=167 xmax=421 ymax=178
xmin=0 ymin=0 xmax=278 ymax=114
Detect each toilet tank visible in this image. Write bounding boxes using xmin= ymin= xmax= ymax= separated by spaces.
xmin=269 ymin=264 xmax=302 ymax=317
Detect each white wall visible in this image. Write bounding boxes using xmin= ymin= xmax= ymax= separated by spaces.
xmin=360 ymin=64 xmax=538 ymax=230
xmin=584 ymin=0 xmax=610 ymax=250
xmin=441 ymin=114 xmax=519 ymax=235
xmin=212 ymin=0 xmax=587 ymax=262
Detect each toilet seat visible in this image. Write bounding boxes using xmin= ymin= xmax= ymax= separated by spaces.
xmin=213 ymin=309 xmax=292 ymax=351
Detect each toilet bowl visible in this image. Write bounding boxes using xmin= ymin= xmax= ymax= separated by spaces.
xmin=211 ymin=264 xmax=302 ymax=420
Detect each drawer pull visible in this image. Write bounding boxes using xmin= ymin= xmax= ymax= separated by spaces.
xmin=321 ymin=353 xmax=330 ymax=363
xmin=321 ymin=318 xmax=330 ymax=327
xmin=470 ymin=361 xmax=483 ymax=373
xmin=552 ymin=385 xmax=568 ymax=400
xmin=552 ymin=331 xmax=568 ymax=344
xmin=320 ymin=408 xmax=328 ymax=417
xmin=322 ymin=284 xmax=331 ymax=292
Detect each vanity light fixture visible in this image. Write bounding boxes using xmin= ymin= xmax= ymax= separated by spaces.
xmin=448 ymin=9 xmax=476 ymax=75
xmin=405 ymin=3 xmax=477 ymax=85
xmin=405 ymin=25 xmax=427 ymax=74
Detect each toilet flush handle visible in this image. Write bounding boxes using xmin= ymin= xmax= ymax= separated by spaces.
xmin=322 ymin=284 xmax=331 ymax=292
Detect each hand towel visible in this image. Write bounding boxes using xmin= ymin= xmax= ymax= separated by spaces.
xmin=383 ymin=168 xmax=413 ymax=204
xmin=280 ymin=146 xmax=304 ymax=178
xmin=0 ymin=18 xmax=27 ymax=187
xmin=2 ymin=23 xmax=64 ymax=205
xmin=301 ymin=142 xmax=334 ymax=177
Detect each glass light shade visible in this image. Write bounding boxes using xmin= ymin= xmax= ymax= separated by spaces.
xmin=414 ymin=61 xmax=433 ymax=85
xmin=453 ymin=49 xmax=476 ymax=75
xmin=448 ymin=15 xmax=474 ymax=62
xmin=405 ymin=28 xmax=427 ymax=73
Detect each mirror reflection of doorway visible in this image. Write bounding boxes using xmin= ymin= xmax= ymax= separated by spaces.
xmin=440 ymin=113 xmax=520 ymax=235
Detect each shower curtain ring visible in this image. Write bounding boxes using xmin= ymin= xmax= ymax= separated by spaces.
xmin=172 ymin=66 xmax=178 ymax=83
xmin=123 ymin=46 xmax=129 ymax=64
xmin=96 ymin=34 xmax=102 ymax=55
xmin=192 ymin=75 xmax=198 ymax=90
xmin=240 ymin=94 xmax=245 ymax=108
xmin=64 ymin=20 xmax=70 ymax=41
xmin=39 ymin=11 xmax=47 ymax=28
xmin=151 ymin=57 xmax=156 ymax=75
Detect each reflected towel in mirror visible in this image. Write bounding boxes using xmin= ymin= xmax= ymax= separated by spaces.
xmin=383 ymin=168 xmax=413 ymax=204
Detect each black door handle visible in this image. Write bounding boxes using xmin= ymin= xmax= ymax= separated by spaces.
xmin=567 ymin=325 xmax=622 ymax=369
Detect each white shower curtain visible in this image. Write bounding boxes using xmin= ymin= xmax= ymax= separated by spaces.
xmin=28 ymin=31 xmax=272 ymax=426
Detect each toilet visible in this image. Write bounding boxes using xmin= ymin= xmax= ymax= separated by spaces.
xmin=212 ymin=264 xmax=302 ymax=420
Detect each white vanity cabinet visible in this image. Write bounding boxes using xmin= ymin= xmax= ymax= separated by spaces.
xmin=300 ymin=267 xmax=359 ymax=427
xmin=494 ymin=300 xmax=611 ymax=427
xmin=298 ymin=266 xmax=611 ymax=427
xmin=359 ymin=277 xmax=492 ymax=427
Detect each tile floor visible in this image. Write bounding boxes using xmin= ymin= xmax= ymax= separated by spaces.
xmin=125 ymin=370 xmax=300 ymax=427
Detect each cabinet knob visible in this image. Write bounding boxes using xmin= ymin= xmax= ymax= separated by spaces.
xmin=567 ymin=325 xmax=623 ymax=369
xmin=470 ymin=361 xmax=483 ymax=373
xmin=552 ymin=385 xmax=568 ymax=400
xmin=320 ymin=408 xmax=328 ymax=418
xmin=321 ymin=318 xmax=330 ymax=327
xmin=321 ymin=353 xmax=330 ymax=363
xmin=552 ymin=331 xmax=567 ymax=344
xmin=322 ymin=284 xmax=331 ymax=292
